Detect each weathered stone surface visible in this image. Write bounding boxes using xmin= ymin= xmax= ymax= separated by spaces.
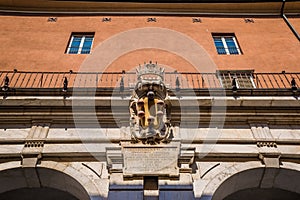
xmin=122 ymin=143 xmax=180 ymax=177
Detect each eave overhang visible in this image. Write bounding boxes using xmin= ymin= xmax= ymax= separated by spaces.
xmin=0 ymin=0 xmax=300 ymax=16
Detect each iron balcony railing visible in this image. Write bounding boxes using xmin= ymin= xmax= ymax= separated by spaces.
xmin=0 ymin=71 xmax=299 ymax=90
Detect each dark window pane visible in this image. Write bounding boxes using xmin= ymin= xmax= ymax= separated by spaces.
xmin=214 ymin=37 xmax=226 ymax=54
xmin=69 ymin=47 xmax=79 ymax=54
xmin=83 ymin=40 xmax=92 ymax=48
xmin=213 ymin=37 xmax=223 ymax=47
xmin=228 ymin=47 xmax=239 ymax=54
xmin=81 ymin=47 xmax=91 ymax=54
xmin=81 ymin=36 xmax=93 ymax=54
xmin=225 ymin=37 xmax=236 ymax=47
xmin=71 ymin=36 xmax=82 ymax=48
xmin=225 ymin=37 xmax=239 ymax=54
xmin=216 ymin=47 xmax=227 ymax=54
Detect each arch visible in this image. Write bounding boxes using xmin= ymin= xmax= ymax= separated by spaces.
xmin=223 ymin=188 xmax=300 ymax=200
xmin=0 ymin=161 xmax=105 ymax=200
xmin=0 ymin=187 xmax=79 ymax=200
xmin=200 ymin=161 xmax=300 ymax=200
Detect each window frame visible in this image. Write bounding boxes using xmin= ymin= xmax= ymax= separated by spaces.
xmin=212 ymin=33 xmax=242 ymax=55
xmin=66 ymin=33 xmax=95 ymax=54
xmin=217 ymin=70 xmax=256 ymax=89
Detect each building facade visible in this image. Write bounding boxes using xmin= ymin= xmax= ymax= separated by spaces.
xmin=0 ymin=0 xmax=300 ymax=199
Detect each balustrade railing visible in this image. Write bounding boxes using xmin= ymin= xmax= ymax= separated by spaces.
xmin=0 ymin=71 xmax=299 ymax=90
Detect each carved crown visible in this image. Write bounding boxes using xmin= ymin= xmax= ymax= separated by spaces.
xmin=136 ymin=61 xmax=165 ymax=81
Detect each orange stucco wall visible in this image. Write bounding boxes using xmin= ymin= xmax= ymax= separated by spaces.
xmin=0 ymin=15 xmax=299 ymax=73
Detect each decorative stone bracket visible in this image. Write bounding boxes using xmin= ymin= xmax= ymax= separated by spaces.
xmin=179 ymin=148 xmax=195 ymax=173
xmin=106 ymin=147 xmax=123 ymax=174
xmin=259 ymin=153 xmax=281 ymax=168
xmin=22 ymin=140 xmax=44 ymax=167
xmin=21 ymin=125 xmax=49 ymax=167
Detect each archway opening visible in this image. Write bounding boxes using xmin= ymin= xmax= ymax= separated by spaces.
xmin=224 ymin=188 xmax=300 ymax=200
xmin=212 ymin=167 xmax=300 ymax=200
xmin=0 ymin=167 xmax=90 ymax=200
xmin=0 ymin=187 xmax=78 ymax=200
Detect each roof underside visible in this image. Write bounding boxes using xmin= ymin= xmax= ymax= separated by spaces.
xmin=0 ymin=0 xmax=300 ymax=15
xmin=52 ymin=0 xmax=297 ymax=2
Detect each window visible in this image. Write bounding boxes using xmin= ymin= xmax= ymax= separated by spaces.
xmin=217 ymin=70 xmax=256 ymax=88
xmin=66 ymin=33 xmax=94 ymax=54
xmin=212 ymin=33 xmax=242 ymax=55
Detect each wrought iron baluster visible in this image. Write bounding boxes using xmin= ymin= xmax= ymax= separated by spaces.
xmin=40 ymin=73 xmax=43 ymax=88
xmin=7 ymin=72 xmax=16 ymax=88
xmin=30 ymin=72 xmax=39 ymax=88
xmin=0 ymin=72 xmax=3 ymax=86
xmin=96 ymin=73 xmax=99 ymax=88
xmin=191 ymin=74 xmax=195 ymax=88
xmin=295 ymin=74 xmax=300 ymax=87
xmin=169 ymin=72 xmax=173 ymax=88
xmin=24 ymin=73 xmax=33 ymax=88
xmin=61 ymin=73 xmax=66 ymax=88
xmin=211 ymin=73 xmax=218 ymax=88
xmin=282 ymin=73 xmax=291 ymax=89
xmin=53 ymin=73 xmax=61 ymax=88
xmin=201 ymin=74 xmax=204 ymax=88
xmin=279 ymin=73 xmax=287 ymax=88
xmin=43 ymin=73 xmax=50 ymax=88
xmin=48 ymin=72 xmax=55 ymax=88
xmin=261 ymin=74 xmax=269 ymax=88
xmin=19 ymin=73 xmax=28 ymax=88
xmin=271 ymin=74 xmax=279 ymax=88
xmin=196 ymin=74 xmax=200 ymax=89
xmin=12 ymin=72 xmax=21 ymax=88
xmin=111 ymin=73 xmax=114 ymax=88
xmin=182 ymin=74 xmax=187 ymax=89
xmin=255 ymin=74 xmax=263 ymax=88
xmin=1 ymin=72 xmax=9 ymax=87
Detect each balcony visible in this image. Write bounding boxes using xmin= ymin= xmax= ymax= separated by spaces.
xmin=0 ymin=71 xmax=299 ymax=97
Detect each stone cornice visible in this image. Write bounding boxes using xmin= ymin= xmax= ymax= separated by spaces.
xmin=0 ymin=96 xmax=300 ymax=126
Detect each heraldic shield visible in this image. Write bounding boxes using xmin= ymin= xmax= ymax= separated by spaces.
xmin=129 ymin=61 xmax=173 ymax=144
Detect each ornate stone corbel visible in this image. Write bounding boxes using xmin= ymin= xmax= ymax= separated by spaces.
xmin=21 ymin=125 xmax=49 ymax=167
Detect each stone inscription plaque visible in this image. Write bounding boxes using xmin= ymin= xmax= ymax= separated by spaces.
xmin=122 ymin=145 xmax=179 ymax=177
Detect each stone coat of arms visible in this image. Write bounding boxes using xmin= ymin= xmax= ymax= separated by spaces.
xmin=129 ymin=62 xmax=172 ymax=144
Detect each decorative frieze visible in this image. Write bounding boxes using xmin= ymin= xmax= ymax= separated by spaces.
xmin=256 ymin=141 xmax=277 ymax=148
